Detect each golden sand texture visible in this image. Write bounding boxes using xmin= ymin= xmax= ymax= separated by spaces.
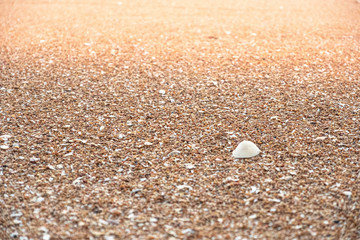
xmin=1 ymin=0 xmax=360 ymax=239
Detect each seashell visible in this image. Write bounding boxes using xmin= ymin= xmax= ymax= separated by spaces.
xmin=232 ymin=140 xmax=260 ymax=158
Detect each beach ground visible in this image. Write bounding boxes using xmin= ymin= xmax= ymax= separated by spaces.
xmin=1 ymin=0 xmax=360 ymax=239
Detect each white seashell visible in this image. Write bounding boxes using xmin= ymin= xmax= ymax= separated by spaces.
xmin=232 ymin=140 xmax=260 ymax=158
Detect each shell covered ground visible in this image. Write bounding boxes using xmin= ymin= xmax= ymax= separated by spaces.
xmin=1 ymin=0 xmax=360 ymax=239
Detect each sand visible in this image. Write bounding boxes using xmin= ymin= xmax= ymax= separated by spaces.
xmin=1 ymin=0 xmax=360 ymax=239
